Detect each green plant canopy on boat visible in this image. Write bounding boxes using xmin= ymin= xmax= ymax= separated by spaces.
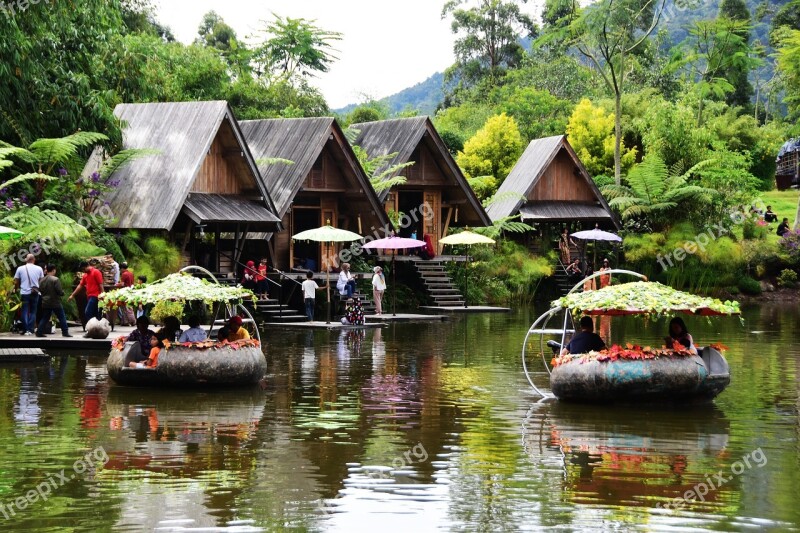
xmin=554 ymin=281 xmax=740 ymax=317
xmin=99 ymin=273 xmax=256 ymax=309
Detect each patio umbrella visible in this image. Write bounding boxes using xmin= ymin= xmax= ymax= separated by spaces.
xmin=293 ymin=225 xmax=363 ymax=324
xmin=439 ymin=230 xmax=495 ymax=308
xmin=362 ymin=236 xmax=426 ymax=316
xmin=0 ymin=225 xmax=23 ymax=240
xmin=571 ymin=224 xmax=622 ymax=269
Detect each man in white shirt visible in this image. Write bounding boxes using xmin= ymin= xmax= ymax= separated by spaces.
xmin=301 ymin=271 xmax=326 ymax=321
xmin=107 ymin=254 xmax=120 ymax=285
xmin=13 ymin=254 xmax=44 ymax=335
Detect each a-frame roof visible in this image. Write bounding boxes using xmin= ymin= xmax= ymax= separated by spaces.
xmin=240 ymin=118 xmax=389 ymax=226
xmin=351 ymin=117 xmax=491 ymax=227
xmin=98 ymin=101 xmax=278 ymax=230
xmin=486 ymin=135 xmax=619 ymax=229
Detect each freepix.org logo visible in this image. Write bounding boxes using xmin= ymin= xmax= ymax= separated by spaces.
xmin=0 ymin=0 xmax=52 ymax=19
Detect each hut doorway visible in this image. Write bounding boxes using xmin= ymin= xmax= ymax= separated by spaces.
xmin=291 ymin=207 xmax=321 ymax=271
xmin=397 ymin=191 xmax=424 ymax=238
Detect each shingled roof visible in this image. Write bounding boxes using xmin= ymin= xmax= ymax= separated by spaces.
xmin=96 ymin=101 xmax=278 ymax=230
xmin=351 ymin=117 xmax=491 ymax=226
xmin=240 ymin=117 xmax=387 ymax=224
xmin=486 ymin=135 xmax=618 ymax=229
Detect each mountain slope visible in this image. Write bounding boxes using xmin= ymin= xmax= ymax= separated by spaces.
xmin=336 ymin=72 xmax=444 ymax=116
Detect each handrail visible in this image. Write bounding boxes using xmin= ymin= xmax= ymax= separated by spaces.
xmin=271 ymin=267 xmax=303 ymax=287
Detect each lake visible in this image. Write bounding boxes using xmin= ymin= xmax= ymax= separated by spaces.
xmin=0 ymin=303 xmax=797 ymax=532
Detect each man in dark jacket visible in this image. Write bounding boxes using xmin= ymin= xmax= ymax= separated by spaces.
xmin=36 ymin=264 xmax=72 ymax=337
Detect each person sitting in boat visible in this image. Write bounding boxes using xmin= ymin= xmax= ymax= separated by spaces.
xmin=664 ymin=317 xmax=697 ymax=355
xmin=158 ymin=316 xmax=182 ymax=342
xmin=216 ymin=326 xmax=230 ymax=343
xmin=129 ymin=332 xmax=165 ymax=369
xmin=561 ymin=316 xmax=606 ymax=355
xmin=227 ymin=315 xmax=250 ymax=341
xmin=179 ymin=315 xmax=207 ymax=343
xmin=127 ymin=316 xmax=156 ymax=364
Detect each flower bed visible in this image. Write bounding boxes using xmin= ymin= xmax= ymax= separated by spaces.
xmin=550 ymin=342 xmax=728 ymax=368
xmin=112 ymin=336 xmax=260 ymax=351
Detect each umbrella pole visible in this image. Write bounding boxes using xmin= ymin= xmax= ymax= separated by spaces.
xmin=326 ymin=266 xmax=331 ymax=325
xmin=392 ymin=253 xmax=397 ymax=317
xmin=464 ymin=252 xmax=468 ymax=308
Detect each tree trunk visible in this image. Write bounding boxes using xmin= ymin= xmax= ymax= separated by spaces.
xmin=614 ymin=91 xmax=622 ymax=185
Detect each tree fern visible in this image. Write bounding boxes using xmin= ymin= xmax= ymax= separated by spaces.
xmin=0 ymin=207 xmax=92 ymax=245
xmin=0 ymin=172 xmax=56 ymax=190
xmin=350 ymin=144 xmax=412 ymax=194
xmin=98 ymin=148 xmax=161 ymax=179
xmin=28 ymin=132 xmax=108 ymax=166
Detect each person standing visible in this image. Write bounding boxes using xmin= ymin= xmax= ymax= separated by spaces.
xmin=371 ymin=266 xmax=386 ymax=315
xmin=599 ymin=258 xmax=612 ymax=289
xmin=14 ymin=254 xmax=43 ymax=335
xmin=107 ymin=254 xmax=120 ymax=285
xmin=301 ymin=271 xmax=325 ymax=321
xmin=68 ymin=261 xmax=105 ymax=323
xmin=36 ymin=264 xmax=72 ymax=337
xmin=256 ymin=258 xmax=269 ymax=300
xmin=558 ymin=227 xmax=576 ymax=265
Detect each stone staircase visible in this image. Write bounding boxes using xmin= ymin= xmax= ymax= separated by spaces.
xmin=413 ymin=260 xmax=464 ymax=307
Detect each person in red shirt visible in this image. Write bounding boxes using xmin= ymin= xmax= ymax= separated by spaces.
xmin=256 ymin=258 xmax=269 ymax=300
xmin=68 ymin=261 xmax=105 ymax=322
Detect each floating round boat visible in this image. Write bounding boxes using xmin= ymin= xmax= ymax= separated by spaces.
xmin=523 ymin=270 xmax=739 ymax=403
xmin=550 ymin=347 xmax=730 ymax=402
xmin=107 ymin=341 xmax=267 ymax=387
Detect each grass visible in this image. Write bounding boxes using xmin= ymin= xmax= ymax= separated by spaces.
xmin=759 ymin=190 xmax=799 ymax=225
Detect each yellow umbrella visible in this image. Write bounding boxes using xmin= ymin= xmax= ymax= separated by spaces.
xmin=439 ymin=231 xmax=495 ymax=308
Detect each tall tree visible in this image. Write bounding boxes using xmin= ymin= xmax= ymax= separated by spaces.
xmin=566 ymin=0 xmax=666 ymax=185
xmin=442 ymin=0 xmax=537 ymax=91
xmin=195 ymin=11 xmax=250 ymax=76
xmin=252 ymin=15 xmax=342 ymax=81
xmin=719 ymin=0 xmax=754 ymax=110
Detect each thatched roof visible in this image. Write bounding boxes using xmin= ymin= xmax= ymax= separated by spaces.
xmin=351 ymin=117 xmax=490 ymax=227
xmin=240 ymin=118 xmax=388 ymax=225
xmin=486 ymin=135 xmax=619 ymax=228
xmin=96 ymin=101 xmax=278 ymax=230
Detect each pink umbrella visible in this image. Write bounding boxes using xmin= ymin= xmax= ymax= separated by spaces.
xmin=362 ymin=236 xmax=426 ymax=316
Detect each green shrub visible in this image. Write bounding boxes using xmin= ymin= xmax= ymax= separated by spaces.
xmin=737 ymin=276 xmax=762 ymax=295
xmin=726 ymin=285 xmax=740 ymax=295
xmin=777 ymin=269 xmax=798 ymax=288
xmin=149 ymin=300 xmax=185 ymax=326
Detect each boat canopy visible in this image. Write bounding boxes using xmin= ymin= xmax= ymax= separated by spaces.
xmin=553 ymin=281 xmax=740 ymax=317
xmin=100 ymin=273 xmax=256 ymax=309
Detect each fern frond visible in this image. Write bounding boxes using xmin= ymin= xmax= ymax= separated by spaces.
xmin=256 ymin=157 xmax=294 ymax=167
xmin=370 ymin=175 xmax=407 ymax=193
xmin=0 ymin=173 xmax=56 ymax=189
xmin=99 ymin=148 xmax=160 ymax=179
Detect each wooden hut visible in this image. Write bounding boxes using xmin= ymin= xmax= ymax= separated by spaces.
xmin=351 ymin=117 xmax=491 ymax=253
xmin=776 ymin=138 xmax=800 ymax=190
xmin=240 ymin=118 xmax=389 ymax=271
xmin=90 ymin=101 xmax=281 ymax=273
xmin=486 ymin=135 xmax=619 ymax=248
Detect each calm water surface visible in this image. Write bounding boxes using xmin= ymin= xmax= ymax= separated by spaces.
xmin=0 ymin=304 xmax=798 ymax=532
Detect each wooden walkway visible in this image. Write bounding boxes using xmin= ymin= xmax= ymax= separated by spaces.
xmin=0 ymin=348 xmax=50 ymax=363
xmin=0 ymin=326 xmax=137 ymax=351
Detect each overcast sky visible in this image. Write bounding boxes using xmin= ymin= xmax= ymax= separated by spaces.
xmin=154 ymin=0 xmax=544 ymax=109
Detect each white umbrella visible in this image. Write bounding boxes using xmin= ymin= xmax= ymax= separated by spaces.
xmin=439 ymin=231 xmax=495 ymax=308
xmin=571 ymin=225 xmax=622 ymax=269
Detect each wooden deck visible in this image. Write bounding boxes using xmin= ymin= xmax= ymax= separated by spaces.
xmin=260 ymin=321 xmax=386 ymax=330
xmin=0 ymin=326 xmax=137 ymax=350
xmin=419 ymin=305 xmax=511 ymax=313
xmin=0 ymin=348 xmax=50 ymax=363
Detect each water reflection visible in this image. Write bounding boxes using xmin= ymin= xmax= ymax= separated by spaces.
xmin=0 ymin=305 xmax=798 ymax=531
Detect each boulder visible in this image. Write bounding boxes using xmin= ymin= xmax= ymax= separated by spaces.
xmin=84 ymin=317 xmax=110 ymax=339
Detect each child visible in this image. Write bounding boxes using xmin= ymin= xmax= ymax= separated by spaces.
xmin=216 ymin=326 xmax=230 ymax=343
xmin=129 ymin=333 xmax=164 ymax=368
xmin=256 ymin=259 xmax=269 ymax=300
xmin=301 ymin=270 xmax=326 ymax=321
